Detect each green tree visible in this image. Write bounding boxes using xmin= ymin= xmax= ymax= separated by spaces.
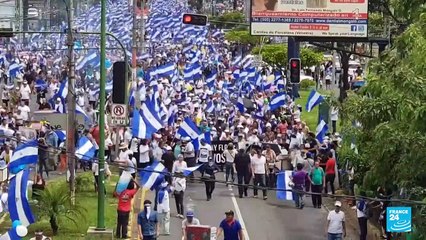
xmin=300 ymin=48 xmax=323 ymax=67
xmin=225 ymin=30 xmax=261 ymax=46
xmin=252 ymin=45 xmax=323 ymax=68
xmin=339 ymin=12 xmax=426 ymax=237
xmin=210 ymin=11 xmax=246 ymax=29
xmin=35 ymin=183 xmax=86 ymax=235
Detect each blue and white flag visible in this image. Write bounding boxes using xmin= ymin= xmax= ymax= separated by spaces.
xmin=75 ymin=136 xmax=97 ymax=161
xmin=131 ymin=109 xmax=147 ymax=139
xmin=8 ymin=140 xmax=38 ymax=173
xmin=177 ymin=117 xmax=200 ymax=140
xmin=182 ymin=165 xmax=202 ymax=176
xmin=316 ymin=120 xmax=328 ymax=143
xmin=305 ymin=90 xmax=324 ymax=112
xmin=269 ymin=92 xmax=286 ymax=111
xmin=8 ymin=169 xmax=35 ymax=226
xmin=140 ymin=161 xmax=167 ymax=191
xmin=205 ymin=101 xmax=215 ymax=113
xmin=276 ymin=171 xmax=294 ymax=201
xmin=236 ymin=95 xmax=245 ymax=113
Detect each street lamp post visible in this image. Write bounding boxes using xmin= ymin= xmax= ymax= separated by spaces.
xmin=97 ymin=0 xmax=107 ymax=230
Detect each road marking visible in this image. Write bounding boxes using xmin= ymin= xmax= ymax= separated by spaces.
xmin=228 ymin=186 xmax=251 ymax=240
xmin=130 ymin=188 xmax=147 ymax=240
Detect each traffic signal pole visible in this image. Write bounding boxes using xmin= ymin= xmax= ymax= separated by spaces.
xmin=287 ymin=37 xmax=300 ymax=99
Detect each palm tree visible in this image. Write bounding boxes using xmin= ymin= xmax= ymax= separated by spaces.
xmin=35 ymin=183 xmax=86 ymax=235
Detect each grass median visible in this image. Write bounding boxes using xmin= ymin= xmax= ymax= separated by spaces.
xmin=0 ymin=172 xmax=120 ymax=240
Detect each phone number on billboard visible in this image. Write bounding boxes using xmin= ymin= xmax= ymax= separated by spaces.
xmin=251 ymin=18 xmax=367 ymax=24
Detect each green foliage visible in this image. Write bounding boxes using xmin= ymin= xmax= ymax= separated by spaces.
xmin=224 ymin=30 xmax=261 ymax=45
xmin=299 ymin=79 xmax=316 ymax=90
xmin=300 ymin=48 xmax=323 ymax=67
xmin=35 ymin=183 xmax=86 ymax=235
xmin=252 ymin=45 xmax=324 ymax=68
xmin=252 ymin=44 xmax=287 ymax=67
xmin=338 ymin=12 xmax=426 ymax=236
xmin=76 ymin=174 xmax=93 ymax=192
xmin=368 ymin=12 xmax=387 ymax=37
xmin=210 ymin=11 xmax=246 ymax=29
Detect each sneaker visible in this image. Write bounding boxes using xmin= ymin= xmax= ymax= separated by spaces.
xmin=263 ymin=196 xmax=268 ymax=200
xmin=253 ymin=195 xmax=258 ymax=198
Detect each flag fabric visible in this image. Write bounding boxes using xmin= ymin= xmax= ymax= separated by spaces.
xmin=8 ymin=140 xmax=38 ymax=172
xmin=182 ymin=165 xmax=202 ymax=176
xmin=177 ymin=117 xmax=200 ymax=140
xmin=75 ymin=136 xmax=97 ymax=161
xmin=132 ymin=109 xmax=146 ymax=139
xmin=269 ymin=92 xmax=286 ymax=111
xmin=316 ymin=120 xmax=329 ymax=143
xmin=305 ymin=90 xmax=324 ymax=112
xmin=276 ymin=171 xmax=294 ymax=201
xmin=139 ymin=161 xmax=167 ymax=191
xmin=140 ymin=101 xmax=163 ymax=138
xmin=7 ymin=169 xmax=35 ymax=226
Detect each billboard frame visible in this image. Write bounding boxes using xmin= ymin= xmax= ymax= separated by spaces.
xmin=249 ymin=0 xmax=370 ymax=39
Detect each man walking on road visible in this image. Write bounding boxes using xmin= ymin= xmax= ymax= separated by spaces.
xmin=217 ymin=210 xmax=244 ymax=240
xmin=138 ymin=199 xmax=159 ymax=240
xmin=234 ymin=148 xmax=251 ymax=198
xmin=326 ymin=201 xmax=346 ymax=240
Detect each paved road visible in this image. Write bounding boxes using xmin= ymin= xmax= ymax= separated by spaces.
xmin=130 ymin=172 xmax=358 ymax=240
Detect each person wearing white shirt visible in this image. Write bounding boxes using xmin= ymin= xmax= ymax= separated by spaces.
xmin=92 ymin=161 xmax=111 ymax=194
xmin=197 ymin=139 xmax=212 ymax=176
xmin=181 ymin=211 xmax=200 ymax=240
xmin=247 ymin=130 xmax=260 ymax=145
xmin=123 ymin=128 xmax=132 ymax=146
xmin=327 ymin=201 xmax=346 ymax=239
xmin=17 ymin=102 xmax=31 ymax=122
xmin=181 ymin=137 xmax=195 ymax=179
xmin=157 ymin=181 xmax=171 ymax=235
xmin=138 ymin=139 xmax=151 ymax=169
xmin=19 ymin=81 xmax=31 ymax=105
xmin=223 ymin=143 xmax=237 ymax=184
xmin=172 ymin=158 xmax=187 ymax=218
xmin=250 ymin=149 xmax=267 ymax=200
xmin=331 ymin=107 xmax=339 ymax=134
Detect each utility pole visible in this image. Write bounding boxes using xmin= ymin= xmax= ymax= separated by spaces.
xmin=97 ymin=0 xmax=107 ymax=230
xmin=132 ymin=0 xmax=141 ymax=108
xmin=66 ymin=0 xmax=77 ymax=205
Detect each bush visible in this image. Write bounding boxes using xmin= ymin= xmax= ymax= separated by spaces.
xmin=300 ymin=79 xmax=316 ymax=90
xmin=76 ymin=173 xmax=93 ymax=192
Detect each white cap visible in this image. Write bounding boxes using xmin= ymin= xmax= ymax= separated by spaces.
xmin=335 ymin=201 xmax=342 ymax=207
xmin=164 ymin=146 xmax=172 ymax=151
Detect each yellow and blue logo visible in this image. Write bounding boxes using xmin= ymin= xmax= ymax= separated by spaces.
xmin=386 ymin=207 xmax=412 ymax=232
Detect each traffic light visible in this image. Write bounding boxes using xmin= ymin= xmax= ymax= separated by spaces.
xmin=289 ymin=58 xmax=301 ymax=84
xmin=182 ymin=13 xmax=208 ymax=26
xmin=112 ymin=61 xmax=127 ymax=104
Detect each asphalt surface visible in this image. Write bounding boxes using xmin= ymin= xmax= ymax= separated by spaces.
xmin=131 ymin=172 xmax=359 ymax=240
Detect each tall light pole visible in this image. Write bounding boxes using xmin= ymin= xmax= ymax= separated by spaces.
xmin=66 ymin=0 xmax=77 ymax=204
xmin=132 ymin=0 xmax=141 ymax=108
xmin=97 ymin=0 xmax=107 ymax=230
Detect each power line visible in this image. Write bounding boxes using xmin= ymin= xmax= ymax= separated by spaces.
xmin=2 ymin=134 xmax=425 ymax=206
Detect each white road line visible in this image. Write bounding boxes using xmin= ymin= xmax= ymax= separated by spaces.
xmin=228 ymin=185 xmax=251 ymax=240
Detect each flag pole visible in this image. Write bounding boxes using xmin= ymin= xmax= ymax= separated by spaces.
xmin=96 ymin=0 xmax=107 ymax=230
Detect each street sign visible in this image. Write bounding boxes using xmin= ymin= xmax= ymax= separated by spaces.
xmin=111 ymin=104 xmax=128 ymax=126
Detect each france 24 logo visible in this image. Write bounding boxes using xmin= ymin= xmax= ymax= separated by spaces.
xmin=386 ymin=207 xmax=412 ymax=232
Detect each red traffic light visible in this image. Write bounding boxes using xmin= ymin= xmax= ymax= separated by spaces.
xmin=182 ymin=13 xmax=208 ymax=26
xmin=183 ymin=15 xmax=192 ymax=23
xmin=291 ymin=61 xmax=298 ymax=68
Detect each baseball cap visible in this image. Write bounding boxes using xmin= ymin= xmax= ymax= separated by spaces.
xmin=335 ymin=201 xmax=342 ymax=207
xmin=225 ymin=210 xmax=234 ymax=216
xmin=186 ymin=211 xmax=194 ymax=217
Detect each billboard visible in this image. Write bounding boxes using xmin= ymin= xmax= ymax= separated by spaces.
xmin=250 ymin=0 xmax=368 ymax=38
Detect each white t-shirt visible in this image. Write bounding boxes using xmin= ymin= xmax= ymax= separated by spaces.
xmin=139 ymin=145 xmax=150 ymax=163
xmin=18 ymin=105 xmax=31 ymax=121
xmin=251 ymin=155 xmax=266 ymax=174
xmin=327 ymin=210 xmax=345 ymax=234
xmin=183 ymin=142 xmax=195 ymax=158
xmin=182 ymin=218 xmax=200 ymax=229
xmin=20 ymin=85 xmax=31 ymax=100
xmin=172 ymin=160 xmax=187 ymax=174
xmin=223 ymin=149 xmax=237 ymax=163
xmin=198 ymin=144 xmax=212 ymax=163
xmin=157 ymin=190 xmax=170 ymax=213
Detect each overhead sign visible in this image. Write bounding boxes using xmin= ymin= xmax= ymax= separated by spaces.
xmin=250 ymin=0 xmax=368 ymax=38
xmin=111 ymin=104 xmax=128 ymax=126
